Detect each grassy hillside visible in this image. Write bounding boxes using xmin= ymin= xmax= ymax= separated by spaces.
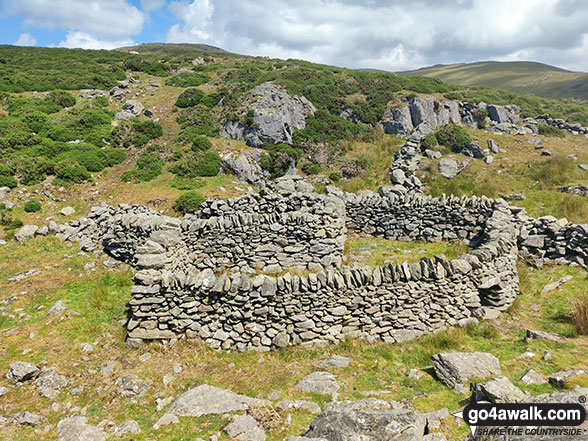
xmin=397 ymin=61 xmax=588 ymax=101
xmin=117 ymin=43 xmax=229 ymax=56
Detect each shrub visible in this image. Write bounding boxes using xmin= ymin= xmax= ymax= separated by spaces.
xmin=121 ymin=153 xmax=162 ymax=182
xmin=166 ymin=72 xmax=210 ymax=87
xmin=538 ymin=124 xmax=566 ymax=138
xmin=421 ymin=132 xmax=438 ymax=150
xmin=93 ymin=96 xmax=109 ymax=108
xmin=8 ymin=218 xmax=23 ymax=230
xmin=24 ymin=199 xmax=42 ymax=212
xmin=54 ymin=160 xmax=91 ymax=183
xmin=192 ymin=136 xmax=211 ymax=152
xmin=0 ymin=175 xmax=17 ymax=188
xmin=46 ymin=90 xmax=76 ymax=108
xmin=434 ymin=124 xmax=472 ymax=153
xmin=193 ymin=151 xmax=220 ymax=177
xmin=173 ymin=191 xmax=206 ymax=214
xmin=175 ymin=88 xmax=205 ymax=108
xmin=328 ymin=171 xmax=341 ymax=182
xmin=102 ymin=148 xmax=126 ymax=166
xmin=242 ymin=110 xmax=258 ymax=130
xmin=572 ymin=295 xmax=588 ymax=336
xmin=301 ymin=161 xmax=321 ymax=175
xmin=259 ymin=143 xmax=302 ymax=178
xmin=200 ymin=92 xmax=220 ymax=108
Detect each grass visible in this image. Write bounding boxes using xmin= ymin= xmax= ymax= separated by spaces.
xmin=344 ymin=235 xmax=469 ymax=267
xmin=572 ymin=295 xmax=588 ymax=336
xmin=0 ymin=241 xmax=587 ymax=441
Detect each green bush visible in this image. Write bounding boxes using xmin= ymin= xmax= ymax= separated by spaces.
xmin=434 ymin=124 xmax=472 ymax=153
xmin=24 ymin=199 xmax=42 ymax=212
xmin=8 ymin=218 xmax=23 ymax=230
xmin=166 ymin=72 xmax=210 ymax=87
xmin=328 ymin=171 xmax=341 ymax=182
xmin=0 ymin=175 xmax=17 ymax=188
xmin=102 ymin=148 xmax=126 ymax=166
xmin=173 ymin=191 xmax=206 ymax=214
xmin=46 ymin=90 xmax=76 ymax=108
xmin=421 ymin=132 xmax=438 ymax=150
xmin=93 ymin=96 xmax=109 ymax=108
xmin=301 ymin=161 xmax=321 ymax=175
xmin=121 ymin=153 xmax=162 ymax=182
xmin=193 ymin=151 xmax=220 ymax=176
xmin=538 ymin=124 xmax=566 ymax=138
xmin=259 ymin=143 xmax=301 ymax=179
xmin=175 ymin=88 xmax=205 ymax=108
xmin=192 ymin=136 xmax=212 ymax=152
xmin=200 ymin=92 xmax=221 ymax=108
xmin=54 ymin=160 xmax=91 ymax=183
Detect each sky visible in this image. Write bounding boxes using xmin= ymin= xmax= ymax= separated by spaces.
xmin=1 ymin=0 xmax=587 ymax=72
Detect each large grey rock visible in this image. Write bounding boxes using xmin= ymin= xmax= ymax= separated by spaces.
xmin=113 ymin=420 xmax=141 ymax=437
xmin=478 ymin=376 xmax=526 ymax=403
xmin=15 ymin=224 xmax=38 ymax=242
xmin=35 ymin=367 xmax=68 ymax=399
xmin=165 ymin=384 xmax=268 ymax=417
xmin=525 ymin=329 xmax=562 ymax=342
xmin=487 ymin=139 xmax=499 ymax=154
xmin=305 ymin=404 xmax=426 ymax=441
xmin=295 ymin=371 xmax=340 ymax=395
xmin=410 ymin=96 xmax=438 ymax=130
xmin=431 ymin=352 xmax=501 ymax=388
xmin=221 ymin=151 xmax=267 ymax=184
xmin=438 ymin=158 xmax=468 ymax=178
xmin=559 ymin=184 xmax=588 ymax=198
xmin=114 ymin=374 xmax=148 ymax=398
xmin=122 ymin=100 xmax=144 ymax=116
xmin=224 ymin=414 xmax=266 ymax=441
xmin=57 ymin=416 xmax=108 ymax=441
xmin=461 ymin=143 xmax=485 ymax=159
xmin=549 ymin=369 xmax=588 ymax=388
xmin=10 ymin=411 xmax=45 ymax=426
xmin=6 ymin=362 xmax=40 ymax=383
xmin=314 ymin=355 xmax=351 ymax=369
xmin=0 ymin=186 xmax=10 ymax=200
xmin=381 ymin=106 xmax=413 ymax=134
xmin=520 ymin=369 xmax=547 ymax=385
xmin=221 ymin=82 xmax=315 ymax=147
xmin=487 ymin=104 xmax=520 ymax=124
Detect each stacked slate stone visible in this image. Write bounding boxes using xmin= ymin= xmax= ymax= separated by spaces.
xmin=535 ymin=114 xmax=588 ymax=136
xmin=342 ymin=187 xmax=495 ymax=245
xmin=389 ymin=133 xmax=425 ymax=193
xmin=518 ymin=215 xmax=588 ymax=267
xmin=126 ymin=188 xmax=521 ymax=350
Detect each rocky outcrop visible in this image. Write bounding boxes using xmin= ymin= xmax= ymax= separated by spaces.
xmin=220 ymin=82 xmax=316 ymax=147
xmin=487 ymin=104 xmax=520 ymax=124
xmin=438 ymin=158 xmax=468 ymax=178
xmin=431 ymin=352 xmax=501 ymax=388
xmin=559 ymin=184 xmax=588 ymax=198
xmin=220 ymin=150 xmax=268 ymax=184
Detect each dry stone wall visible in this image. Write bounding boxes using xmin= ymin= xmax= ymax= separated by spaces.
xmin=120 ymin=189 xmax=521 ymax=350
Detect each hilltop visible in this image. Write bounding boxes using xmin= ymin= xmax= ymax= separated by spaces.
xmin=397 ymin=60 xmax=588 ymax=101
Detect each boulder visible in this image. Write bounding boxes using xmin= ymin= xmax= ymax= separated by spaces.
xmin=114 ymin=374 xmax=148 ymax=398
xmin=220 ymin=82 xmax=315 ymax=147
xmin=56 ymin=416 xmax=108 ymax=441
xmin=520 ymin=369 xmax=547 ymax=385
xmin=47 ymin=300 xmax=67 ymax=316
xmin=478 ymin=376 xmax=526 ymax=403
xmin=221 ymin=150 xmax=267 ymax=184
xmin=0 ymin=186 xmax=10 ymax=200
xmin=35 ymin=367 xmax=68 ymax=399
xmin=487 ymin=139 xmax=499 ymax=154
xmin=461 ymin=143 xmax=485 ymax=159
xmin=122 ymin=100 xmax=144 ymax=116
xmin=314 ymin=355 xmax=351 ymax=369
xmin=381 ymin=106 xmax=413 ymax=134
xmin=559 ymin=185 xmax=588 ymax=198
xmin=295 ymin=371 xmax=340 ymax=395
xmin=15 ymin=224 xmax=38 ymax=242
xmin=113 ymin=420 xmax=141 ymax=437
xmin=549 ymin=369 xmax=588 ymax=388
xmin=438 ymin=158 xmax=468 ymax=178
xmin=224 ymin=414 xmax=266 ymax=441
xmin=10 ymin=411 xmax=45 ymax=426
xmin=487 ymin=104 xmax=520 ymax=124
xmin=165 ymin=384 xmax=268 ymax=417
xmin=305 ymin=404 xmax=426 ymax=441
xmin=61 ymin=206 xmax=75 ymax=216
xmin=410 ymin=96 xmax=438 ymax=130
xmin=431 ymin=352 xmax=501 ymax=388
xmin=525 ymin=329 xmax=562 ymax=342
xmin=6 ymin=362 xmax=40 ymax=383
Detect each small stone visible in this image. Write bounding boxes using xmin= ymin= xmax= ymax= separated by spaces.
xmin=520 ymin=369 xmax=547 ymax=385
xmin=60 ymin=207 xmax=75 ymax=216
xmin=294 ymin=372 xmax=340 ymax=395
xmin=543 ymin=350 xmax=552 ymax=361
xmin=7 ymin=362 xmax=40 ymax=383
xmin=139 ymin=353 xmax=151 ymax=362
xmin=223 ymin=414 xmax=266 ymax=441
xmin=113 ymin=420 xmax=141 ymax=437
xmin=47 ymin=300 xmax=67 ymax=317
xmin=314 ymin=355 xmax=350 ymax=369
xmin=153 ymin=413 xmax=179 ymax=430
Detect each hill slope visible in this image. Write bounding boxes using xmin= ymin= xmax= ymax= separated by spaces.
xmin=397 ymin=61 xmax=588 ymax=101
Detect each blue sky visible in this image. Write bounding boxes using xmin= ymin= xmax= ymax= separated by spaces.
xmin=0 ymin=0 xmax=587 ymax=72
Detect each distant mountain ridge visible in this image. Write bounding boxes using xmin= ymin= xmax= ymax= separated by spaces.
xmin=396 ymin=61 xmax=588 ymax=101
xmin=117 ymin=43 xmax=229 ymax=55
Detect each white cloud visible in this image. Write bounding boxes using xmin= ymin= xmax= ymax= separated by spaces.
xmin=58 ymin=31 xmax=133 ymax=50
xmin=164 ymin=0 xmax=588 ymax=72
xmin=3 ymin=0 xmax=145 ymax=40
xmin=141 ymin=0 xmax=166 ymax=13
xmin=14 ymin=32 xmax=36 ymax=46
